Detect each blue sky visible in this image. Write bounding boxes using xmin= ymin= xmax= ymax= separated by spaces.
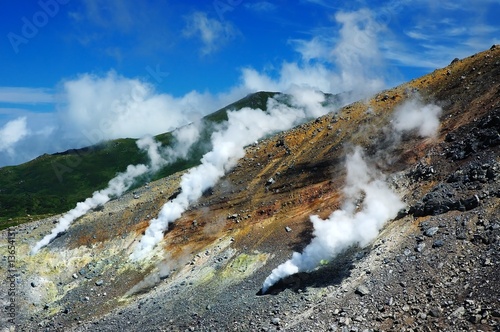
xmin=0 ymin=0 xmax=499 ymax=166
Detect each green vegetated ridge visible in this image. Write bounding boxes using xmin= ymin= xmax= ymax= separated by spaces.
xmin=0 ymin=91 xmax=280 ymax=229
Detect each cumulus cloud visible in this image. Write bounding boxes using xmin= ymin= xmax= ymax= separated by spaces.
xmin=240 ymin=9 xmax=387 ymax=100
xmin=330 ymin=9 xmax=386 ymax=95
xmin=0 ymin=72 xmax=246 ymax=167
xmin=240 ymin=63 xmax=333 ymax=93
xmin=183 ymin=11 xmax=238 ymax=55
xmin=0 ymin=117 xmax=30 ymax=155
xmin=290 ymin=36 xmax=332 ymax=62
xmin=60 ymin=71 xmax=215 ymax=146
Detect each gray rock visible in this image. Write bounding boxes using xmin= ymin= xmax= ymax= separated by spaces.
xmin=95 ymin=280 xmax=104 ymax=286
xmin=271 ymin=317 xmax=280 ymax=325
xmin=451 ymin=306 xmax=465 ymax=317
xmin=483 ymin=258 xmax=493 ymax=266
xmin=433 ymin=239 xmax=445 ymax=248
xmin=355 ymin=285 xmax=370 ymax=296
xmin=429 ymin=307 xmax=442 ymax=317
xmin=469 ymin=314 xmax=482 ymax=323
xmin=415 ymin=242 xmax=426 ymax=253
xmin=424 ymin=227 xmax=439 ymax=237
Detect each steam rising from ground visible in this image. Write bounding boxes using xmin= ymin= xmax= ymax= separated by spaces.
xmin=31 ymin=126 xmax=201 ymax=254
xmin=131 ymin=88 xmax=331 ymax=260
xmin=392 ymin=97 xmax=442 ymax=137
xmin=261 ymin=98 xmax=443 ymax=293
xmin=261 ymin=147 xmax=404 ymax=293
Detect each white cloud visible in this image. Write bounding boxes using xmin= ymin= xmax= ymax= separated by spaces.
xmin=9 ymin=2 xmax=496 ymax=167
xmin=241 ymin=9 xmax=387 ymax=98
xmin=183 ymin=12 xmax=238 ymax=55
xmin=0 ymin=87 xmax=53 ymax=104
xmin=405 ymin=30 xmax=430 ymax=41
xmin=240 ymin=62 xmax=333 ymax=92
xmin=59 ymin=71 xmax=222 ymax=145
xmin=290 ymin=36 xmax=332 ymax=62
xmin=382 ymin=0 xmax=500 ymax=70
xmin=330 ymin=9 xmax=386 ymax=94
xmin=0 ymin=71 xmax=252 ymax=167
xmin=0 ymin=117 xmax=29 ymax=154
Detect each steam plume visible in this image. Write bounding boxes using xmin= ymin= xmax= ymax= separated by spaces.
xmin=131 ymin=88 xmax=331 ymax=260
xmin=261 ymin=99 xmax=443 ymax=293
xmin=162 ymin=121 xmax=202 ymax=163
xmin=392 ymin=97 xmax=442 ymax=137
xmin=261 ymin=147 xmax=404 ymax=293
xmin=30 ymin=125 xmax=201 ymax=254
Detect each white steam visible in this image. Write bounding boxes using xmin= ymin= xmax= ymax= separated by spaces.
xmin=130 ymin=88 xmax=331 ymax=260
xmin=261 ymin=147 xmax=405 ymax=293
xmin=30 ymin=127 xmax=201 ymax=254
xmin=261 ymin=99 xmax=443 ymax=293
xmin=392 ymin=98 xmax=442 ymax=137
xmin=30 ymin=163 xmax=149 ymax=254
xmin=162 ymin=122 xmax=202 ymax=163
xmin=136 ymin=135 xmax=165 ymax=172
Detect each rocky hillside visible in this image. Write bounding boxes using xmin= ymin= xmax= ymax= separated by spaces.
xmin=1 ymin=46 xmax=499 ymax=331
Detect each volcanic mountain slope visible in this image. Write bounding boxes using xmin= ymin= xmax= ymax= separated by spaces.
xmin=1 ymin=46 xmax=499 ymax=331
